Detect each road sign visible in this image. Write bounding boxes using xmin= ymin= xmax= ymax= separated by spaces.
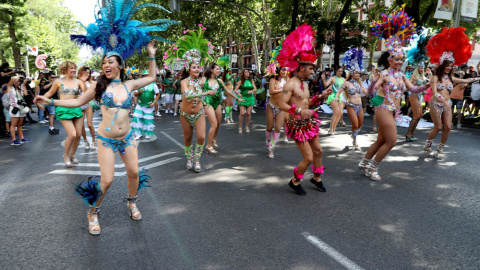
xmin=231 ymin=54 xmax=238 ymax=63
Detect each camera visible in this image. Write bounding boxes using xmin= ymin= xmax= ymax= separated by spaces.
xmin=18 ymin=100 xmax=27 ymax=107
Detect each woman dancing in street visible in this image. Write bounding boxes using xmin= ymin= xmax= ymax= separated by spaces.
xmin=37 ymin=0 xmax=178 ymax=235
xmin=265 ymin=66 xmax=288 ymax=158
xmin=234 ymin=69 xmax=257 ymax=133
xmin=322 ymin=66 xmax=345 ymax=135
xmin=164 ymin=25 xmax=215 ymax=172
xmin=405 ymin=64 xmax=430 ymax=141
xmin=359 ymin=7 xmax=427 ymax=181
xmin=78 ymin=66 xmax=97 ymax=150
xmin=203 ymin=63 xmax=243 ymax=154
xmin=43 ymin=61 xmax=86 ymax=167
xmin=223 ymin=69 xmax=235 ymax=123
xmin=423 ymin=27 xmax=478 ymax=158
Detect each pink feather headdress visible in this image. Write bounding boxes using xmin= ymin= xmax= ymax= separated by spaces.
xmin=277 ymin=23 xmax=317 ymax=71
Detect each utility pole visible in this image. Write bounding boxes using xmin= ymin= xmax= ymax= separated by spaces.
xmin=453 ymin=0 xmax=461 ymax=27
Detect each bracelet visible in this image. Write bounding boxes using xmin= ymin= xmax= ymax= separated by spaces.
xmin=147 ymin=57 xmax=156 ymax=60
xmin=50 ymin=98 xmax=54 ymax=106
xmin=295 ymin=107 xmax=302 ymax=115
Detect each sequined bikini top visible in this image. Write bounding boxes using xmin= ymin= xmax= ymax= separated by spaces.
xmin=58 ymin=79 xmax=80 ymax=95
xmin=100 ymin=83 xmax=132 ymax=109
xmin=346 ymin=80 xmax=362 ymax=95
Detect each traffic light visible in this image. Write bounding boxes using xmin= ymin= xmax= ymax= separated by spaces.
xmin=170 ymin=0 xmax=180 ymax=12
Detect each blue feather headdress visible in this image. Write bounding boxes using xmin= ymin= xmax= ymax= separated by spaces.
xmin=407 ymin=28 xmax=435 ymax=67
xmin=70 ymin=0 xmax=180 ymax=64
xmin=341 ymin=47 xmax=363 ymax=73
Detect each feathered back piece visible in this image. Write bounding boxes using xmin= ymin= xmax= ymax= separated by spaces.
xmin=70 ymin=0 xmax=179 ymax=63
xmin=341 ymin=47 xmax=363 ymax=72
xmin=407 ymin=28 xmax=434 ymax=67
xmin=265 ymin=43 xmax=283 ymax=76
xmin=164 ymin=24 xmax=214 ymax=70
xmin=277 ymin=23 xmax=317 ymax=72
xmin=426 ymin=27 xmax=472 ymax=66
xmin=370 ymin=5 xmax=417 ymax=58
xmin=216 ymin=54 xmax=230 ymax=69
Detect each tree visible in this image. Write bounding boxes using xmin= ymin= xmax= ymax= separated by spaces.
xmin=334 ymin=0 xmax=353 ymax=67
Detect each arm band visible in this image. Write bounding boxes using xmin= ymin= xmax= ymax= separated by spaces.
xmin=50 ymin=98 xmax=54 ymax=106
xmin=147 ymin=57 xmax=156 ymax=60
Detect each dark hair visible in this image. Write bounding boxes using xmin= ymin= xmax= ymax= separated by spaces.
xmin=166 ymin=70 xmax=172 ymax=78
xmin=181 ymin=63 xmax=194 ymax=80
xmin=378 ymin=51 xmax=390 ymax=69
xmin=95 ymin=55 xmax=125 ymax=101
xmin=1 ymin=62 xmax=9 ymax=71
xmin=77 ymin=66 xmax=92 ymax=83
xmin=204 ymin=64 xmax=219 ymax=79
xmin=435 ymin=60 xmax=453 ymax=83
xmin=271 ymin=66 xmax=287 ymax=81
xmin=239 ymin=69 xmax=252 ymax=85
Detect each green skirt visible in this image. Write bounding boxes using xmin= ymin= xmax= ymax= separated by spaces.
xmin=326 ymin=92 xmax=344 ymax=105
xmin=56 ymin=106 xmax=83 ymax=121
xmin=238 ymin=91 xmax=255 ymax=107
xmin=204 ymin=95 xmax=222 ymax=110
xmin=370 ymin=95 xmax=385 ymax=107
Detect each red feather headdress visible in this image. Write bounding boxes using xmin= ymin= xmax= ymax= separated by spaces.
xmin=277 ymin=23 xmax=317 ymax=71
xmin=426 ymin=27 xmax=472 ymax=66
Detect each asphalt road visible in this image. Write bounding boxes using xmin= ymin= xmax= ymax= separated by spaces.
xmin=0 ymin=108 xmax=479 ymax=270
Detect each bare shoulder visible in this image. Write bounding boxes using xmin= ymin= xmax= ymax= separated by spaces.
xmin=282 ymin=79 xmax=295 ymax=92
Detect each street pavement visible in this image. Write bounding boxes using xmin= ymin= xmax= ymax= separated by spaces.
xmin=0 ymin=108 xmax=479 ymax=270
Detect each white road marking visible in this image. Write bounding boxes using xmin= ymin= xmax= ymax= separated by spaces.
xmin=142 ymin=157 xmax=182 ymax=170
xmin=52 ymin=152 xmax=176 ymax=167
xmin=302 ymin=232 xmax=365 ymax=270
xmin=160 ymin=131 xmax=184 ymax=149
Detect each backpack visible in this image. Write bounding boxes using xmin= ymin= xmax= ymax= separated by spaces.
xmin=1 ymin=92 xmax=10 ymax=108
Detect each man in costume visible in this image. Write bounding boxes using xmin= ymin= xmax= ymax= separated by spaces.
xmin=131 ymin=70 xmax=160 ymax=140
xmin=277 ymin=23 xmax=332 ymax=195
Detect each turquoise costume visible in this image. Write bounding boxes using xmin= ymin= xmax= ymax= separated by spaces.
xmin=237 ymin=79 xmax=255 ymax=107
xmin=326 ymin=76 xmax=345 ymax=105
xmin=204 ymin=78 xmax=223 ymax=109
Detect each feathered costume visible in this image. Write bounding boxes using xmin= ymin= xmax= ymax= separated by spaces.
xmin=407 ymin=28 xmax=434 ymax=67
xmin=163 ymin=25 xmax=214 ymax=70
xmin=265 ymin=43 xmax=283 ymax=77
xmin=70 ymin=0 xmax=177 ymax=208
xmin=277 ymin=23 xmax=320 ymax=144
xmin=341 ymin=47 xmax=364 ymax=73
xmin=370 ymin=5 xmax=417 ymax=60
xmin=368 ymin=6 xmax=422 ymax=113
xmin=426 ymin=27 xmax=472 ymax=66
xmin=71 ymin=0 xmax=179 ymax=64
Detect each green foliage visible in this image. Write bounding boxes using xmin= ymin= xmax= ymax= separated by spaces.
xmin=0 ymin=0 xmax=79 ymax=73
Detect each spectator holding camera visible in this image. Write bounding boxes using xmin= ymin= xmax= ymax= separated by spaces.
xmin=0 ymin=63 xmax=18 ymax=87
xmin=7 ymin=75 xmax=31 ymax=145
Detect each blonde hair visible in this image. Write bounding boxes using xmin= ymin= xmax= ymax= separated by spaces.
xmin=412 ymin=66 xmax=426 ymax=83
xmin=59 ymin=61 xmax=77 ymax=75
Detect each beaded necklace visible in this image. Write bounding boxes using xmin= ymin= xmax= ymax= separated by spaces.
xmin=188 ymin=76 xmax=201 ymax=106
xmin=110 ymin=79 xmax=122 ymax=88
xmin=294 ymin=74 xmax=306 ymax=91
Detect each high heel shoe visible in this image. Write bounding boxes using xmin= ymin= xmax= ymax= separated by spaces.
xmin=206 ymin=146 xmax=217 ymax=154
xmin=238 ymin=127 xmax=243 ymax=134
xmin=327 ymin=129 xmax=334 ymax=135
xmin=194 ymin=160 xmax=201 ymax=173
xmin=186 ymin=159 xmax=193 ymax=170
xmin=84 ymin=141 xmax=90 ymax=150
xmin=369 ymin=160 xmax=381 ymax=181
xmin=87 ymin=206 xmax=101 ymax=235
xmin=353 ymin=144 xmax=361 ymax=151
xmin=358 ymin=158 xmax=371 ymax=176
xmin=64 ymin=156 xmax=72 ymax=168
xmin=268 ymin=149 xmax=274 ymax=159
xmin=245 ymin=126 xmax=250 ymax=133
xmin=70 ymin=156 xmax=79 ymax=164
xmin=90 ymin=141 xmax=97 ymax=150
xmin=125 ymin=196 xmax=142 ymax=220
xmin=212 ymin=140 xmax=219 ymax=148
xmin=424 ymin=139 xmax=435 ymax=158
xmin=405 ymin=136 xmax=415 ymax=142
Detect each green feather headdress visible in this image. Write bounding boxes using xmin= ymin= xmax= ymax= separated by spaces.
xmin=216 ymin=54 xmax=230 ymax=69
xmin=163 ymin=24 xmax=214 ymax=70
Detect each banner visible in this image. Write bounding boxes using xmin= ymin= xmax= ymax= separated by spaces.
xmin=434 ymin=0 xmax=456 ymax=20
xmin=461 ymin=0 xmax=478 ymax=23
xmin=27 ymin=45 xmax=38 ymax=56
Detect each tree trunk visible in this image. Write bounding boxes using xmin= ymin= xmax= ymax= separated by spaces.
xmin=0 ymin=48 xmax=6 ymax=63
xmin=334 ymin=0 xmax=353 ymax=68
xmin=242 ymin=12 xmax=260 ymax=74
xmin=7 ymin=15 xmax=21 ymax=67
xmin=290 ymin=0 xmax=299 ymax=34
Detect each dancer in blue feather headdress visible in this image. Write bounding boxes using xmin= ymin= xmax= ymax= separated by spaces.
xmin=405 ymin=29 xmax=434 ymax=142
xmin=36 ymin=0 xmax=178 ymax=235
xmin=336 ymin=47 xmax=368 ymax=151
